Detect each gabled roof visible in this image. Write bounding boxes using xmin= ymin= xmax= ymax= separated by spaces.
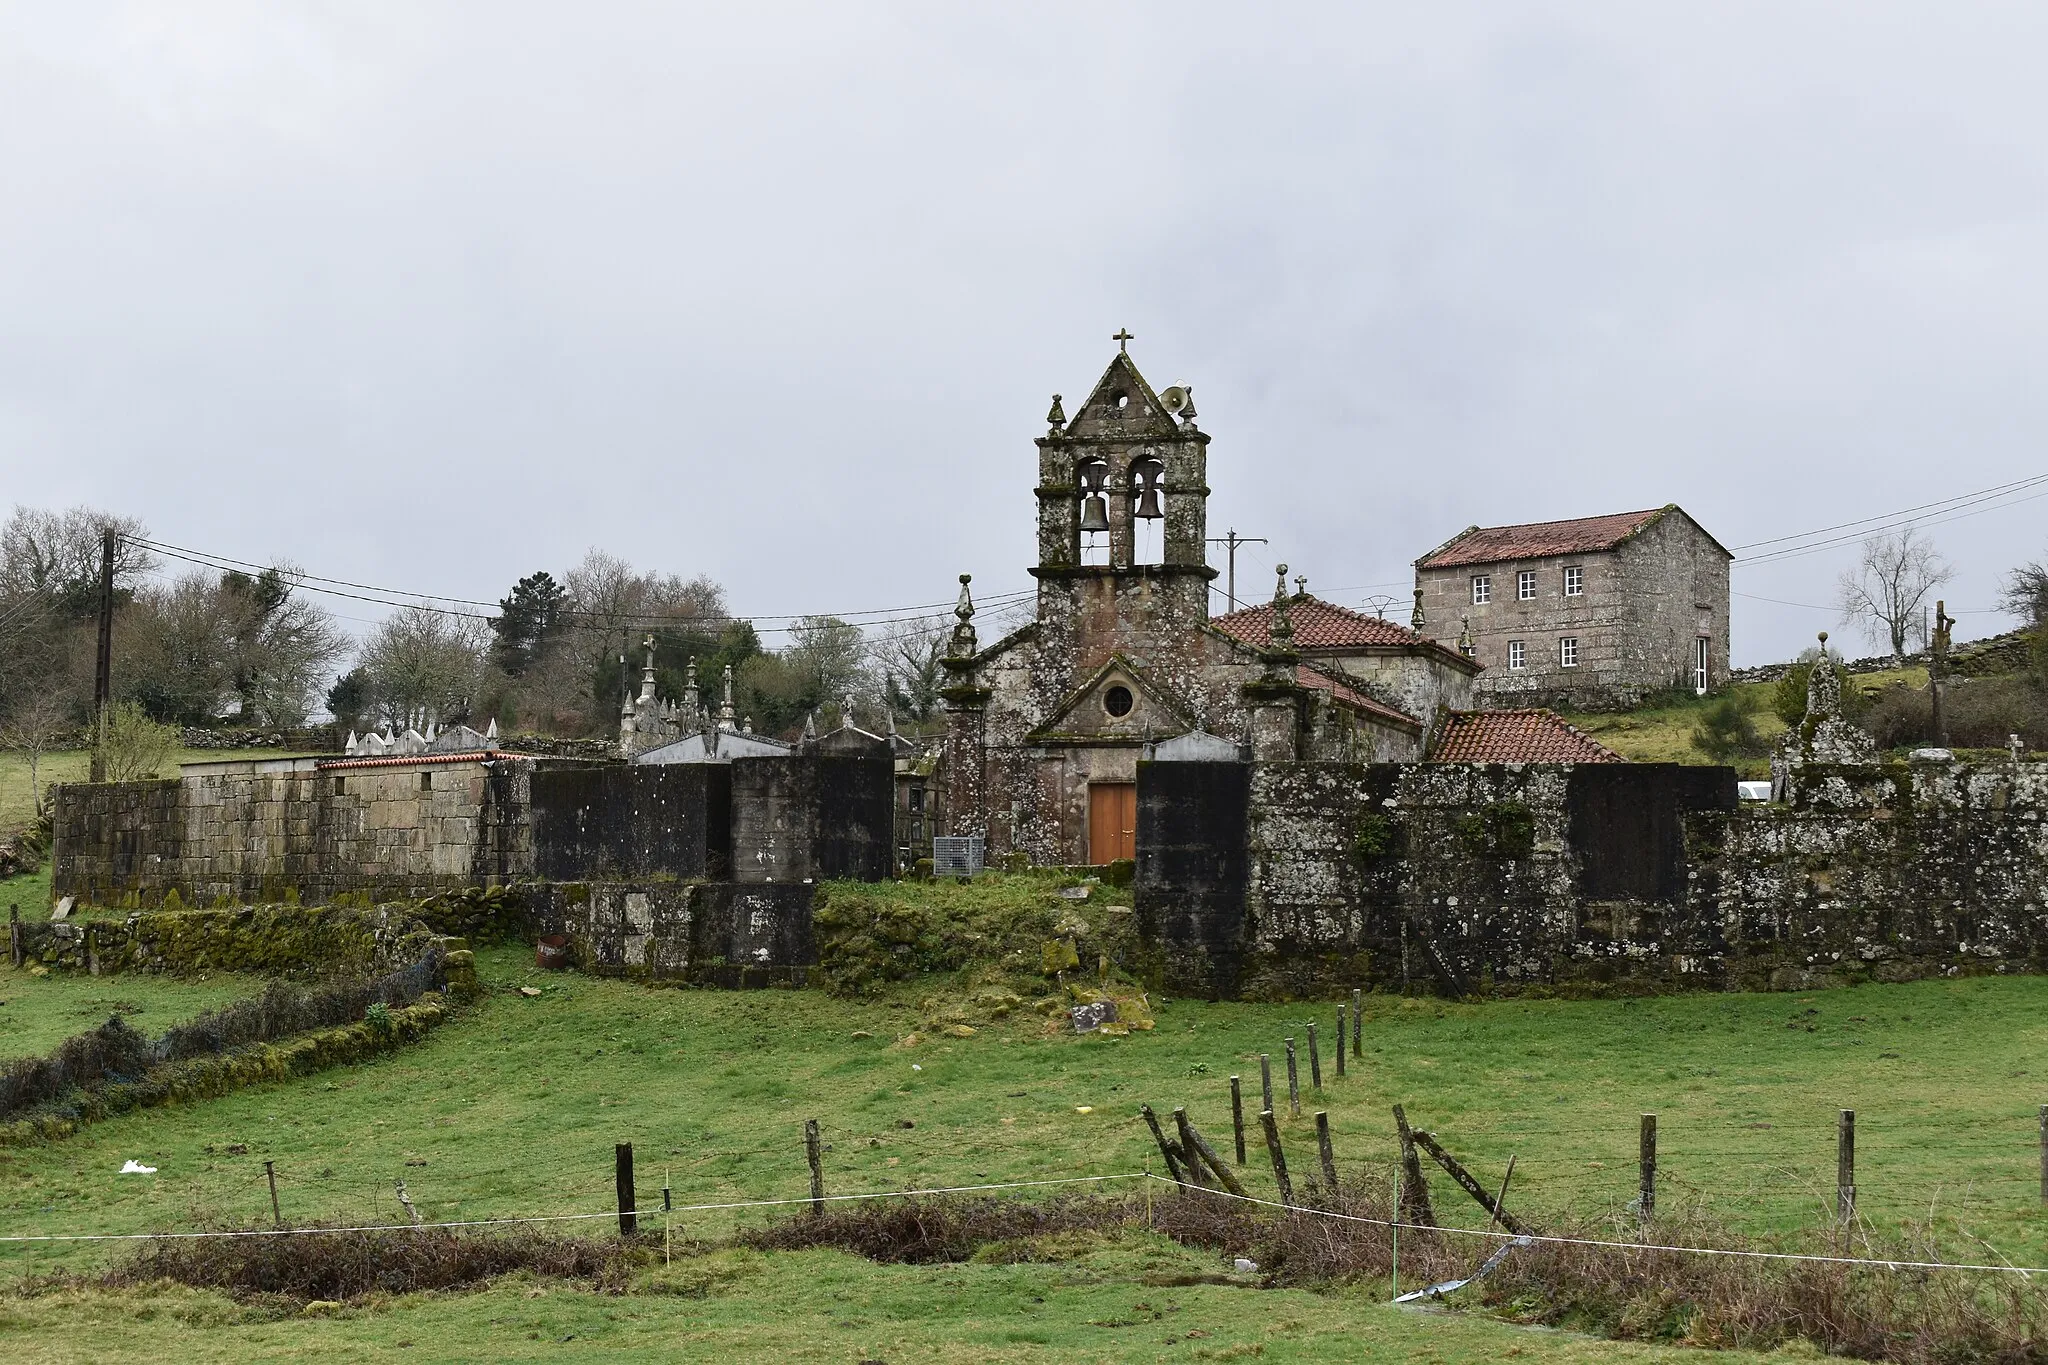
xmin=1060 ymin=350 xmax=1182 ymax=440
xmin=1297 ymin=663 xmax=1421 ymax=732
xmin=1417 ymin=505 xmax=1726 ymax=569
xmin=1211 ymin=595 xmax=1476 ymax=670
xmin=1429 ymin=709 xmax=1620 ymax=763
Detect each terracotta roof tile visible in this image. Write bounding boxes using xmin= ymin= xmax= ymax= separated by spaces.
xmin=1418 ymin=508 xmax=1670 ymax=569
xmin=1295 ymin=664 xmax=1420 ymax=730
xmin=1429 ymin=709 xmax=1621 ymax=764
xmin=1213 ymin=596 xmax=1459 ymax=655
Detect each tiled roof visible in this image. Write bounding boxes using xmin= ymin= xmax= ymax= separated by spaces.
xmin=1213 ymin=596 xmax=1458 ymax=655
xmin=1429 ymin=709 xmax=1621 ymax=763
xmin=1417 ymin=508 xmax=1670 ymax=569
xmin=1296 ymin=664 xmax=1420 ymax=730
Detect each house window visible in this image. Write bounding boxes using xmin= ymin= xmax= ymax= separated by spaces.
xmin=1471 ymin=575 xmax=1491 ymax=605
xmin=1695 ymin=637 xmax=1710 ymax=694
xmin=1564 ymin=565 xmax=1583 ymax=596
xmin=1560 ymin=637 xmax=1579 ymax=668
xmin=909 ymin=787 xmax=924 ymax=813
xmin=1507 ymin=640 xmax=1526 ymax=671
xmin=1517 ymin=571 xmax=1536 ymax=601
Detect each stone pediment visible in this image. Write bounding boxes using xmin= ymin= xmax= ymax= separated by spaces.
xmin=1060 ymin=351 xmax=1182 ymax=441
xmin=1026 ymin=654 xmax=1195 ymax=745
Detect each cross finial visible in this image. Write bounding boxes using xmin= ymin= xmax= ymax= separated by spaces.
xmin=1113 ymin=328 xmax=1133 ymax=353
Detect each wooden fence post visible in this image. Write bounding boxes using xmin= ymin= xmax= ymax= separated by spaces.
xmin=616 ymin=1142 xmax=637 ymax=1236
xmin=805 ymin=1119 xmax=825 ymax=1217
xmin=1638 ymin=1114 xmax=1656 ymax=1224
xmin=1178 ymin=1108 xmax=1247 ymax=1197
xmin=263 ymin=1160 xmax=281 ymax=1228
xmin=1315 ymin=1111 xmax=1340 ymax=1196
xmin=8 ymin=904 xmax=21 ymax=970
xmin=1285 ymin=1038 xmax=1301 ymax=1116
xmin=1391 ymin=1104 xmax=1436 ymax=1227
xmin=1260 ymin=1054 xmax=1274 ymax=1116
xmin=1141 ymin=1104 xmax=1191 ymax=1186
xmin=1335 ymin=1005 xmax=1347 ymax=1078
xmin=1307 ymin=1023 xmax=1322 ymax=1090
xmin=1837 ymin=1109 xmax=1855 ymax=1223
xmin=1230 ymin=1075 xmax=1247 ymax=1165
xmin=1172 ymin=1107 xmax=1212 ymax=1188
xmin=1352 ymin=988 xmax=1362 ymax=1057
xmin=1260 ymin=1109 xmax=1294 ymax=1208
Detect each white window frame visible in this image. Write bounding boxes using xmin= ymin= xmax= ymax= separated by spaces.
xmin=1694 ymin=636 xmax=1710 ymax=695
xmin=1560 ymin=636 xmax=1579 ymax=668
xmin=1563 ymin=565 xmax=1583 ymax=597
xmin=1507 ymin=640 xmax=1526 ymax=671
xmin=1517 ymin=570 xmax=1536 ymax=601
xmin=1471 ymin=574 xmax=1491 ymax=605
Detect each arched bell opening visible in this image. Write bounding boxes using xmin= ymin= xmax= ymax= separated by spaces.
xmin=1129 ymin=454 xmax=1166 ymax=566
xmin=1078 ymin=456 xmax=1112 ymax=566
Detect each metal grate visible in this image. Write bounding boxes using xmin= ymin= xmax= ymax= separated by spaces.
xmin=931 ymin=835 xmax=984 ymax=878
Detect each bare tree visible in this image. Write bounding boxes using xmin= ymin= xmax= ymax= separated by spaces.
xmin=560 ymin=550 xmax=727 ymax=723
xmin=0 ymin=693 xmax=72 ymax=817
xmin=2003 ymin=552 xmax=2048 ymax=630
xmin=1836 ymin=526 xmax=1953 ymax=667
xmin=872 ymin=618 xmax=946 ymax=724
xmin=356 ymin=605 xmax=492 ymax=728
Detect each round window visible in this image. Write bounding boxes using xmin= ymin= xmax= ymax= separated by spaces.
xmin=1103 ymin=685 xmax=1134 ymax=717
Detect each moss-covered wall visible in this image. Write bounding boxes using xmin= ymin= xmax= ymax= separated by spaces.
xmin=14 ymin=902 xmax=437 ymax=978
xmin=526 ymin=880 xmax=817 ymax=988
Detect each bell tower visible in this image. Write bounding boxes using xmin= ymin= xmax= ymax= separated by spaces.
xmin=1031 ymin=341 xmax=1215 ymax=656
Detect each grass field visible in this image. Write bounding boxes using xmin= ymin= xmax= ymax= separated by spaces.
xmin=0 ymin=960 xmax=262 ymax=1057
xmin=1562 ymin=668 xmax=1928 ymax=769
xmin=4 ymin=946 xmax=2048 ymax=1360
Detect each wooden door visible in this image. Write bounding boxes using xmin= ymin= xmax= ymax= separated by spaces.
xmin=1088 ymin=782 xmax=1137 ymax=864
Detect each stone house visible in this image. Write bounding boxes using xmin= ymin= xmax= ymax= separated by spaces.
xmin=938 ymin=344 xmax=1530 ymax=867
xmin=1414 ymin=506 xmax=1731 ymax=710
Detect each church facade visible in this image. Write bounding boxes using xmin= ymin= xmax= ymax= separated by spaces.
xmin=937 ymin=346 xmax=1483 ymax=867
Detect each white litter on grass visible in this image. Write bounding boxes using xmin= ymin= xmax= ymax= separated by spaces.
xmin=912 ymin=1064 xmax=922 ymax=1071
xmin=118 ymin=1161 xmax=156 ymax=1175
xmin=1234 ymin=1257 xmax=1258 ymax=1273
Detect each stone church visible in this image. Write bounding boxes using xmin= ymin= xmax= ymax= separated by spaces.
xmin=936 ymin=343 xmax=1596 ymax=868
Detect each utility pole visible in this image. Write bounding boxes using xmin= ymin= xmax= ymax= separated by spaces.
xmin=89 ymin=528 xmax=115 ymax=782
xmin=1931 ymin=599 xmax=1955 ymax=747
xmin=1205 ymin=528 xmax=1267 ymax=613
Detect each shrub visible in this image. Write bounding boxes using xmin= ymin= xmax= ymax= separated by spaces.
xmin=107 ymin=1225 xmax=628 ymax=1301
xmin=742 ymin=1194 xmax=1135 ymax=1264
xmin=1864 ymin=676 xmax=2048 ymax=751
xmin=1692 ymin=694 xmax=1770 ymax=762
xmin=1773 ymin=651 xmax=1871 ymax=728
xmin=96 ymin=701 xmax=179 ymax=782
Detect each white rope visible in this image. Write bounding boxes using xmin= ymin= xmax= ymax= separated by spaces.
xmin=0 ymin=1173 xmax=1146 ymax=1245
xmin=1155 ymin=1177 xmax=2048 ymax=1276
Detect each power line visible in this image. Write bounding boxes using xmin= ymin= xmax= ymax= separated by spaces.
xmin=1735 ymin=483 xmax=2048 ymax=568
xmin=131 ymin=537 xmax=1031 ymax=636
xmin=1729 ymin=473 xmax=2048 ymax=554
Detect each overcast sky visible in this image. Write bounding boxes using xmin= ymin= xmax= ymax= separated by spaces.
xmin=5 ymin=2 xmax=2046 ymax=666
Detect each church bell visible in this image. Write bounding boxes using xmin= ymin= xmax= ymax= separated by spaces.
xmin=1133 ymin=460 xmax=1165 ymax=519
xmin=1080 ymin=494 xmax=1110 ymax=532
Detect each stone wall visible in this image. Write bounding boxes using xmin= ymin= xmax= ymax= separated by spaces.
xmin=1137 ymin=753 xmax=2048 ymax=1000
xmin=527 ymin=880 xmax=817 ymax=987
xmin=52 ymin=746 xmax=891 ymax=908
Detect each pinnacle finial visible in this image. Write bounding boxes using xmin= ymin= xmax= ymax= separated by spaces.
xmin=1411 ymin=586 xmax=1427 ymax=632
xmin=1046 ymin=394 xmax=1065 ymax=431
xmin=955 ymin=573 xmax=975 ymax=622
xmin=1270 ymin=564 xmax=1294 ymax=646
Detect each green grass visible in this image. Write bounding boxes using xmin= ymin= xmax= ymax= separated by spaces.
xmin=0 ymin=960 xmax=265 ymax=1058
xmin=7 ymin=952 xmax=2048 ymax=1267
xmin=1563 ymin=668 xmax=1929 ymax=769
xmin=1 ymin=1247 xmax=1766 ymax=1364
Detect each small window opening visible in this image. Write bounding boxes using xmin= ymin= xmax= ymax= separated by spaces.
xmin=333 ymin=776 xmax=345 ymax=796
xmin=909 ymin=787 xmax=925 ymax=813
xmin=1103 ymin=684 xmax=1135 ymax=717
xmin=420 ymin=771 xmax=433 ymax=792
xmin=1113 ymin=391 xmax=1129 ymax=414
